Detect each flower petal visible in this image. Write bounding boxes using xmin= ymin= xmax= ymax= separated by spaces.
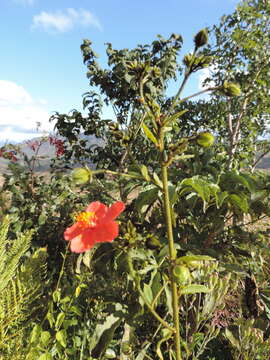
xmin=102 ymin=201 xmax=125 ymax=223
xmin=70 ymin=229 xmax=96 ymax=253
xmin=91 ymin=221 xmax=119 ymax=243
xmin=85 ymin=201 xmax=103 ymax=213
xmin=64 ymin=223 xmax=81 ymax=241
xmin=86 ymin=201 xmax=108 ymax=219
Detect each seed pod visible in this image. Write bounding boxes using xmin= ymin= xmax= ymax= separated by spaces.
xmin=196 ymin=132 xmax=215 ymax=148
xmin=221 ymin=81 xmax=241 ymax=97
xmin=194 ymin=29 xmax=208 ymax=48
xmin=173 ymin=265 xmax=191 ymax=284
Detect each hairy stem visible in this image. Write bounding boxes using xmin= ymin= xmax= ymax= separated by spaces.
xmin=161 ymin=164 xmax=182 ymax=360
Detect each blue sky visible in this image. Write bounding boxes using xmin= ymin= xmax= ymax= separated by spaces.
xmin=0 ymin=0 xmax=238 ymax=144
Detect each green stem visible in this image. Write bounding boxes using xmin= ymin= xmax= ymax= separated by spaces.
xmin=93 ymin=169 xmax=143 ymax=180
xmin=170 ymin=73 xmax=190 ymax=112
xmin=179 ymin=87 xmax=218 ymax=103
xmin=161 ymin=164 xmax=182 ymax=360
xmin=127 ymin=251 xmax=175 ymax=333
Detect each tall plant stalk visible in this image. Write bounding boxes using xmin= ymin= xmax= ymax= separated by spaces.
xmin=161 ymin=164 xmax=182 ymax=360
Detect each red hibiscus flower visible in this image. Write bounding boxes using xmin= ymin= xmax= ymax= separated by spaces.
xmin=64 ymin=201 xmax=125 ymax=253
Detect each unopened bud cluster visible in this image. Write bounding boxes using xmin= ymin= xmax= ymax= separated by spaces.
xmin=194 ymin=29 xmax=208 ymax=49
xmin=221 ymin=81 xmax=241 ymax=97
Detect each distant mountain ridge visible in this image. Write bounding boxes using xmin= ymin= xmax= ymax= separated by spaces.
xmin=0 ymin=136 xmax=270 ymax=176
xmin=0 ymin=135 xmax=102 ymax=175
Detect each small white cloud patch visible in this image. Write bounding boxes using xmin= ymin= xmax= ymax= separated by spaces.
xmin=198 ymin=67 xmax=216 ymax=91
xmin=32 ymin=8 xmax=102 ymax=33
xmin=0 ymin=80 xmax=53 ymax=143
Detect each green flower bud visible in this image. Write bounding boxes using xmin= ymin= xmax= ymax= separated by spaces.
xmin=194 ymin=29 xmax=208 ymax=49
xmin=72 ymin=168 xmax=92 ymax=184
xmin=196 ymin=132 xmax=215 ymax=148
xmin=221 ymin=81 xmax=241 ymax=97
xmin=183 ymin=53 xmax=193 ymax=68
xmin=173 ymin=265 xmax=191 ymax=284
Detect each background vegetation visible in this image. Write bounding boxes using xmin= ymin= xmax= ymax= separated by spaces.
xmin=0 ymin=0 xmax=270 ymax=359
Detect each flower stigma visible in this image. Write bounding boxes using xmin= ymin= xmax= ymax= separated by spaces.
xmin=75 ymin=211 xmax=97 ymax=228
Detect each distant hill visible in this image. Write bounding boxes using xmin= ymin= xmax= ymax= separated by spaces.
xmin=1 ymin=137 xmax=269 ymax=181
xmin=0 ymin=135 xmax=102 ymax=177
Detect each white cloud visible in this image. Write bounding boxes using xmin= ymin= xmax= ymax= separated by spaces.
xmin=0 ymin=80 xmax=32 ymax=106
xmin=0 ymin=81 xmax=53 ymax=144
xmin=32 ymin=8 xmax=102 ymax=33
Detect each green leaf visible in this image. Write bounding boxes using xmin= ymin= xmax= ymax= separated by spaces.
xmin=180 ymin=176 xmax=219 ymax=203
xmin=164 ymin=276 xmax=173 ymax=316
xmin=30 ymin=324 xmax=42 ymax=344
xmin=46 ymin=312 xmax=55 ymax=327
xmin=38 ymin=213 xmax=47 ymax=226
xmin=225 ymin=329 xmax=240 ymax=350
xmin=56 ymin=329 xmax=67 ymax=348
xmin=55 ymin=312 xmax=65 ymax=329
xmin=181 ymin=284 xmax=211 ymax=295
xmin=156 ymin=329 xmax=173 ymax=360
xmin=215 ymin=191 xmax=228 ymax=208
xmin=70 ymin=305 xmax=82 ymax=317
xmin=176 ymin=255 xmax=215 ymax=265
xmin=229 ymin=194 xmax=249 ymax=213
xmin=142 ymin=123 xmax=158 ymax=145
xmin=153 ymin=172 xmax=163 ymax=188
xmin=143 ymin=283 xmax=153 ymax=304
xmin=90 ymin=314 xmax=121 ymax=358
xmin=140 ymin=165 xmax=151 ymax=181
xmin=40 ymin=331 xmax=51 ymax=347
xmin=38 ymin=353 xmax=53 ymax=360
xmin=135 ymin=186 xmax=159 ymax=213
xmin=166 ymin=109 xmax=188 ymax=125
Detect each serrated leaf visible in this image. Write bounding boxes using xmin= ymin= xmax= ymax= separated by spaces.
xmin=142 ymin=123 xmax=158 ymax=145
